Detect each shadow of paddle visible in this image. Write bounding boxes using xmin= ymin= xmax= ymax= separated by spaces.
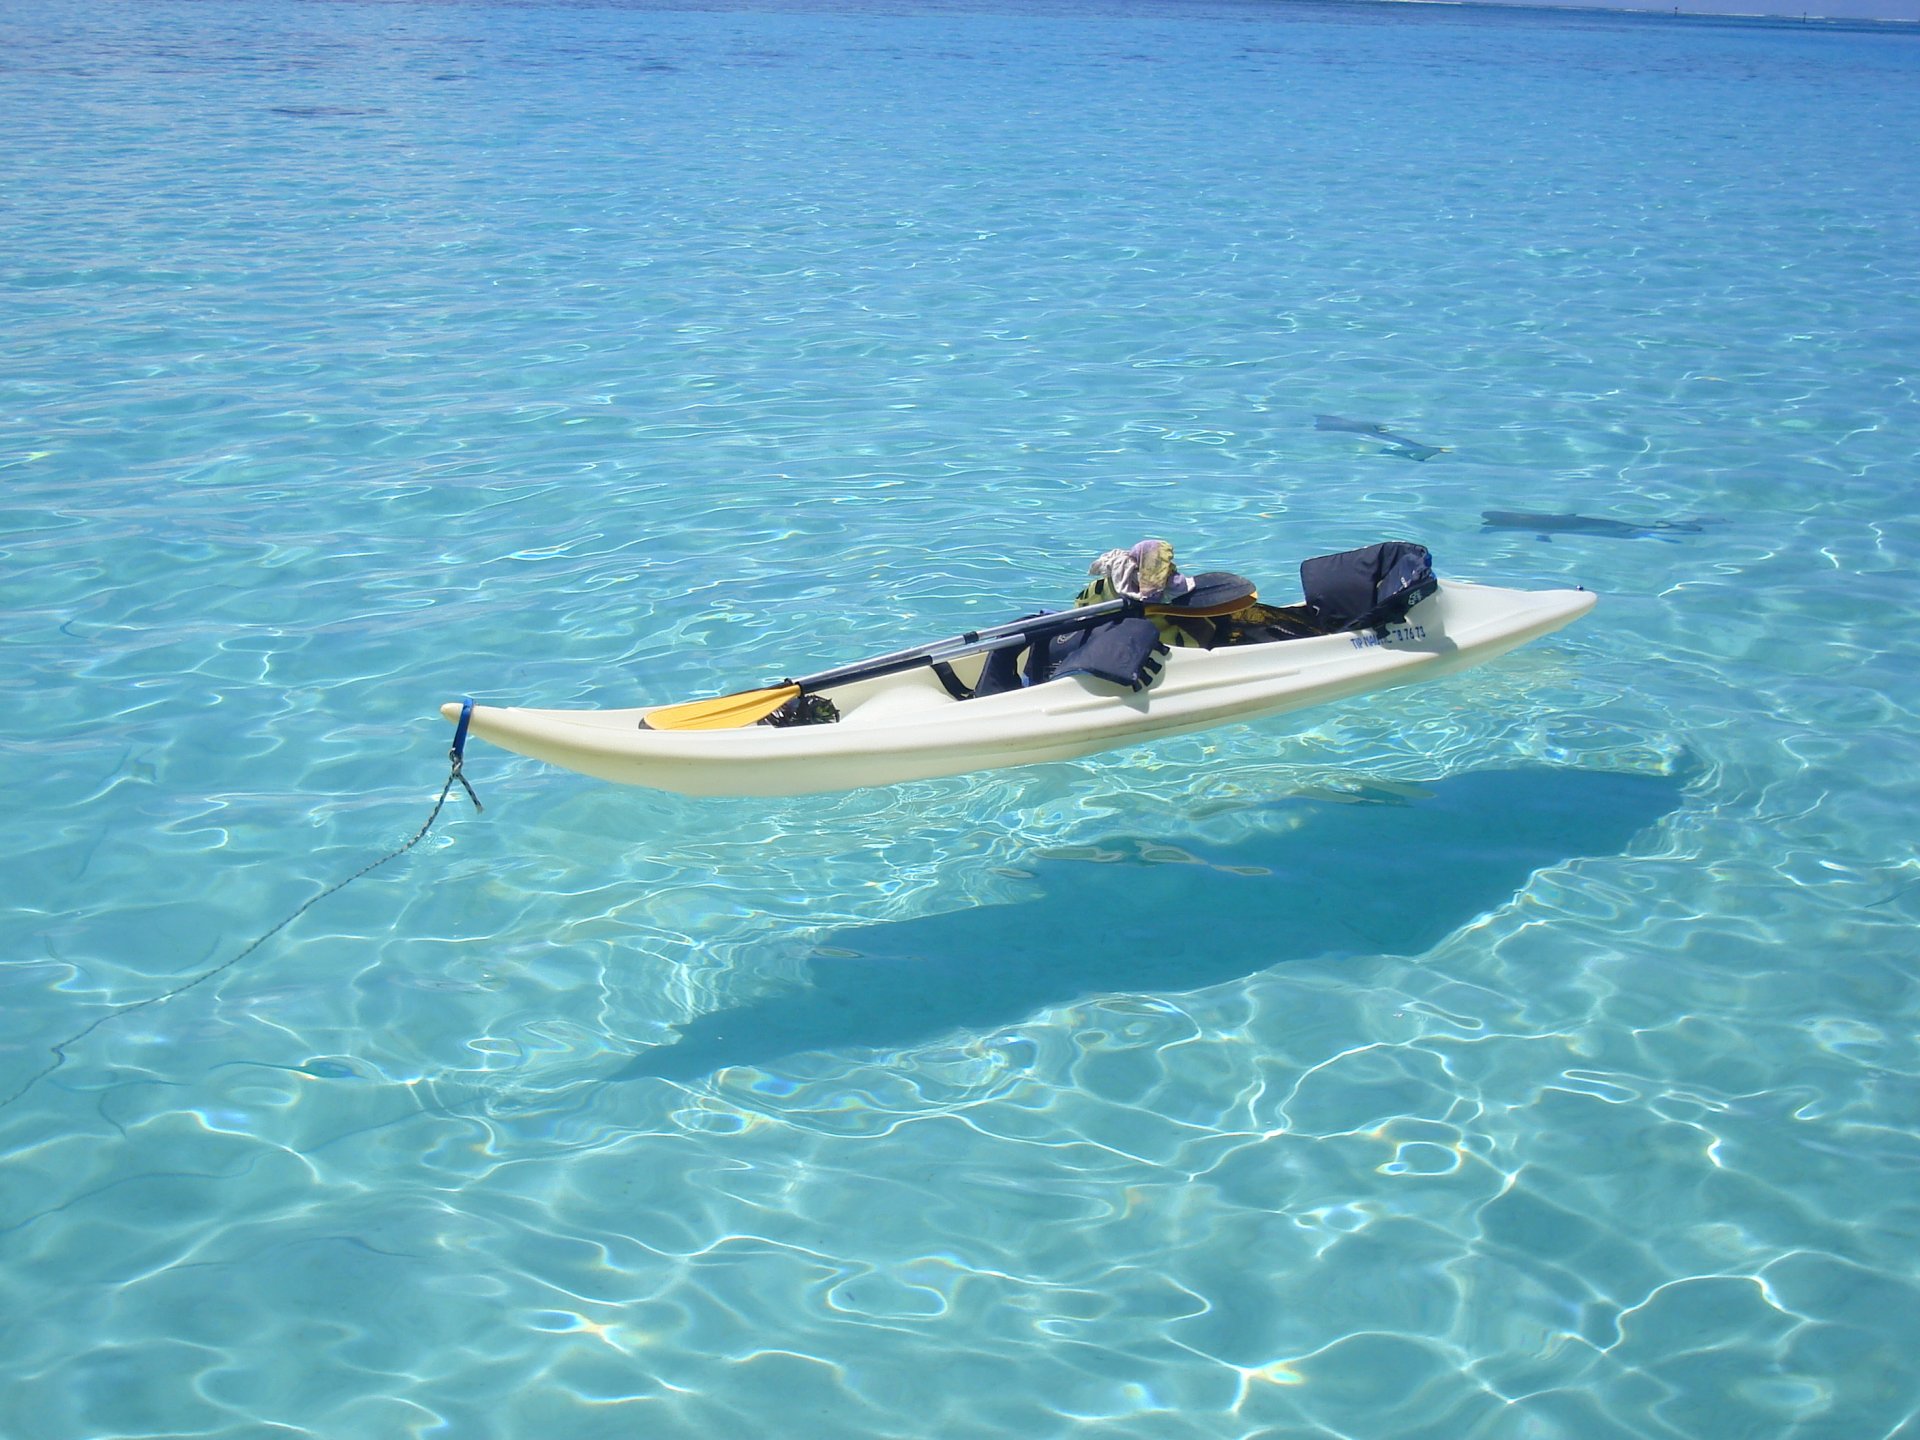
xmin=615 ymin=766 xmax=1682 ymax=1083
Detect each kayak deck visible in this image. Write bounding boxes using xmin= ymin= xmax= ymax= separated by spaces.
xmin=441 ymin=579 xmax=1595 ymax=797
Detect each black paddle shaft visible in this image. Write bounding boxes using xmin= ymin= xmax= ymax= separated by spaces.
xmin=788 ymin=571 xmax=1255 ymax=696
xmin=788 ymin=601 xmax=1131 ymax=695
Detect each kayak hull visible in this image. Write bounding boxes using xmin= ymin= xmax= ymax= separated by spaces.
xmin=441 ymin=580 xmax=1595 ymax=797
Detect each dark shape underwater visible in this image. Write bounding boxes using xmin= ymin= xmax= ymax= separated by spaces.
xmin=616 ymin=766 xmax=1681 ymax=1083
xmin=1314 ymin=414 xmax=1447 ymax=463
xmin=269 ymin=105 xmax=389 ymax=118
xmin=1482 ymin=510 xmax=1706 ymax=541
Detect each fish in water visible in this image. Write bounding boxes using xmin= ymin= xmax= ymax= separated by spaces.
xmin=1481 ymin=510 xmax=1706 ymax=541
xmin=270 ymin=105 xmax=388 ymax=118
xmin=1314 ymin=414 xmax=1447 ymax=463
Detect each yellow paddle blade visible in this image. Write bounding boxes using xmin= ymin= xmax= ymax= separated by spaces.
xmin=641 ymin=683 xmax=802 ymax=731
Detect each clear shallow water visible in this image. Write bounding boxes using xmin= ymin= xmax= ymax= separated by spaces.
xmin=3 ymin=0 xmax=1918 ymax=1434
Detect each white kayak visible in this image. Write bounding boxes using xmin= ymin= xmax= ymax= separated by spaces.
xmin=441 ymin=578 xmax=1595 ymax=797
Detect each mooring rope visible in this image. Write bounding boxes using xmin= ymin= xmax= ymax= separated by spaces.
xmin=0 ymin=705 xmax=483 ymax=1115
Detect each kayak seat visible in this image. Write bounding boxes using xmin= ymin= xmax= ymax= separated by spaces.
xmin=1300 ymin=542 xmax=1437 ymax=632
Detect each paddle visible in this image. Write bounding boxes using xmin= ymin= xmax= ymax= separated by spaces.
xmin=641 ymin=571 xmax=1257 ymax=731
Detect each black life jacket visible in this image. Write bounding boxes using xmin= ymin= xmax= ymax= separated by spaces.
xmin=961 ymin=615 xmax=1169 ymax=698
xmin=1040 ymin=617 xmax=1168 ymax=690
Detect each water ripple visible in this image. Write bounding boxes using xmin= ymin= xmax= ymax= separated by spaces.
xmin=5 ymin=1 xmax=1920 ymax=1437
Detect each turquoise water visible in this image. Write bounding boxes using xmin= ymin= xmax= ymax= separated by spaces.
xmin=4 ymin=0 xmax=1919 ymax=1434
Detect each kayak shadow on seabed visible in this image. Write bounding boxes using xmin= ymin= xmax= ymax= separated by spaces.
xmin=612 ymin=765 xmax=1685 ymax=1085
